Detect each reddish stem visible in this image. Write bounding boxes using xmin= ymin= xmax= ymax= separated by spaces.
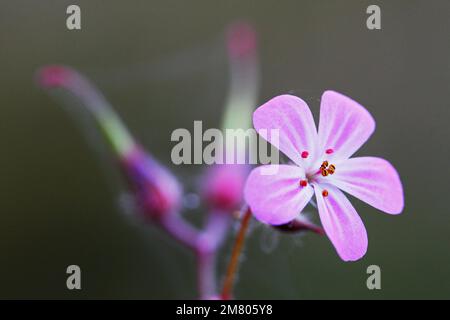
xmin=221 ymin=208 xmax=252 ymax=300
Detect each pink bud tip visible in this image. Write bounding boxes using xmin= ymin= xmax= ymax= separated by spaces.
xmin=301 ymin=151 xmax=309 ymax=158
xmin=36 ymin=65 xmax=73 ymax=88
xmin=325 ymin=148 xmax=334 ymax=154
xmin=226 ymin=21 xmax=257 ymax=59
xmin=203 ymin=164 xmax=249 ymax=212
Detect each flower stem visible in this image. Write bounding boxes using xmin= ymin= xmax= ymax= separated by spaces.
xmin=161 ymin=211 xmax=232 ymax=299
xmin=221 ymin=207 xmax=252 ymax=300
xmin=196 ymin=211 xmax=232 ymax=299
xmin=197 ymin=250 xmax=217 ymax=299
xmin=159 ymin=214 xmax=200 ymax=251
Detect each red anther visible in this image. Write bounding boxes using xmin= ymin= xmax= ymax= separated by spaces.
xmin=327 ymin=164 xmax=336 ymax=175
xmin=322 ymin=190 xmax=329 ymax=197
xmin=299 ymin=180 xmax=308 ymax=187
xmin=326 ymin=149 xmax=334 ymax=154
xmin=301 ymin=151 xmax=309 ymax=159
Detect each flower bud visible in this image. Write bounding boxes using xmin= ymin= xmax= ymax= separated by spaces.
xmin=202 ymin=164 xmax=248 ymax=212
xmin=37 ymin=65 xmax=182 ymax=220
xmin=201 ymin=22 xmax=259 ymax=213
xmin=121 ymin=146 xmax=182 ymax=220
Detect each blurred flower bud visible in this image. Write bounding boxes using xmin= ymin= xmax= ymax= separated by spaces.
xmin=202 ymin=164 xmax=249 ymax=212
xmin=36 ymin=65 xmax=135 ymax=156
xmin=36 ymin=65 xmax=72 ymax=88
xmin=201 ymin=22 xmax=260 ymax=213
xmin=121 ymin=146 xmax=182 ymax=220
xmin=37 ymin=65 xmax=182 ymax=220
xmin=226 ymin=21 xmax=257 ymax=60
xmin=222 ymin=21 xmax=259 ymax=132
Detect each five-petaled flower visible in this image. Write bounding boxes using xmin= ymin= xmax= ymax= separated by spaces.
xmin=244 ymin=91 xmax=404 ymax=261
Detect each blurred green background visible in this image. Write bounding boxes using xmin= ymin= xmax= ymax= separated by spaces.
xmin=1 ymin=0 xmax=449 ymax=299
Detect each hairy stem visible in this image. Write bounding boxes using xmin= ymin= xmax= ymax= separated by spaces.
xmin=221 ymin=207 xmax=252 ymax=300
xmin=161 ymin=211 xmax=232 ymax=299
xmin=196 ymin=211 xmax=232 ymax=299
xmin=197 ymin=250 xmax=217 ymax=299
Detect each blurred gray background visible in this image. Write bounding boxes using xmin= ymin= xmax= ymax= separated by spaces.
xmin=0 ymin=0 xmax=449 ymax=299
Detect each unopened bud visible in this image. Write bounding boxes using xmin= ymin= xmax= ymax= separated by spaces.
xmin=202 ymin=164 xmax=249 ymax=212
xmin=37 ymin=65 xmax=182 ymax=220
xmin=121 ymin=146 xmax=182 ymax=220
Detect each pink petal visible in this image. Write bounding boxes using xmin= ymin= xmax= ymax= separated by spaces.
xmin=318 ymin=91 xmax=375 ymax=162
xmin=253 ymin=95 xmax=318 ymax=168
xmin=244 ymin=165 xmax=314 ymax=225
xmin=329 ymin=157 xmax=404 ymax=214
xmin=314 ymin=184 xmax=368 ymax=261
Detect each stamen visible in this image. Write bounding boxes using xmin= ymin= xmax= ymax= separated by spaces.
xmin=299 ymin=180 xmax=308 ymax=187
xmin=301 ymin=151 xmax=309 ymax=159
xmin=327 ymin=164 xmax=335 ymax=175
xmin=319 ymin=161 xmax=336 ymax=176
xmin=326 ymin=148 xmax=334 ymax=154
xmin=322 ymin=190 xmax=329 ymax=197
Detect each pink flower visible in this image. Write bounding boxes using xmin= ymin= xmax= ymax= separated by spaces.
xmin=244 ymin=91 xmax=404 ymax=261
